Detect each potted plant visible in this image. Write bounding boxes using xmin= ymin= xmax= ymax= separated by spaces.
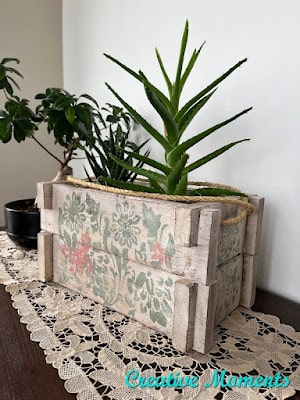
xmin=0 ymin=57 xmax=101 ymax=247
xmin=37 ymin=21 xmax=264 ymax=355
xmin=0 ymin=58 xmax=147 ymax=247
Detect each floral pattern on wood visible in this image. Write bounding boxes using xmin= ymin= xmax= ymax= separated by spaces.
xmin=56 ymin=191 xmax=175 ymax=329
xmin=214 ymin=255 xmax=242 ymax=324
xmin=111 ymin=201 xmax=141 ymax=248
xmin=60 ymin=232 xmax=93 ymax=276
xmin=58 ymin=191 xmax=175 ymax=271
xmin=218 ymin=221 xmax=245 ymax=265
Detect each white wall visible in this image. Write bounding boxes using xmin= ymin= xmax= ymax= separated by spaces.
xmin=63 ymin=0 xmax=300 ymax=302
xmin=0 ymin=0 xmax=63 ymax=225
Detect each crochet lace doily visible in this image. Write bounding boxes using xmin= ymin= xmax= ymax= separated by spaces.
xmin=0 ymin=232 xmax=299 ymax=400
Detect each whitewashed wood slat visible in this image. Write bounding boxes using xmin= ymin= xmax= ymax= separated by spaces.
xmin=240 ymin=253 xmax=259 ymax=308
xmin=38 ymin=231 xmax=53 ymax=282
xmin=37 ymin=182 xmax=53 ymax=209
xmin=192 ymin=281 xmax=217 ymax=354
xmin=174 ymin=205 xmax=202 ymax=247
xmin=243 ymin=196 xmax=265 ymax=256
xmin=172 ymin=279 xmax=198 ymax=352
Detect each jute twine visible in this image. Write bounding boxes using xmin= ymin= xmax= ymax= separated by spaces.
xmin=66 ymin=176 xmax=255 ymax=226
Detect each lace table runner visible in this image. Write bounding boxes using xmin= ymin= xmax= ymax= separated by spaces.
xmin=0 ymin=232 xmax=299 ymax=400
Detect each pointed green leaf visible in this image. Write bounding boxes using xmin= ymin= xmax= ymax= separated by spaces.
xmin=123 ymin=149 xmax=171 ymax=174
xmin=105 ymin=83 xmax=171 ymax=152
xmin=178 ymin=89 xmax=217 ymax=136
xmin=0 ymin=118 xmax=12 ymax=143
xmin=4 ymin=81 xmax=13 ymax=96
xmin=7 ymin=76 xmax=21 ymax=91
xmin=138 ymin=70 xmax=175 ymax=115
xmin=65 ymin=107 xmax=75 ymax=124
xmin=166 ymin=153 xmax=189 ymax=194
xmin=80 ymin=93 xmax=99 ymax=107
xmin=109 ymin=153 xmax=167 ymax=184
xmin=173 ymin=173 xmax=188 ymax=195
xmin=155 ymin=48 xmax=173 ymax=98
xmin=103 ymin=53 xmax=141 ymax=80
xmin=0 ymin=65 xmax=5 ymax=80
xmin=168 ymin=107 xmax=252 ymax=165
xmin=100 ymin=176 xmax=160 ymax=193
xmin=176 ymin=58 xmax=248 ymax=122
xmin=173 ymin=20 xmax=189 ymax=109
xmin=187 ymin=187 xmax=247 ymax=197
xmin=1 ymin=57 xmax=20 ymax=65
xmin=148 ymin=179 xmax=165 ymax=193
xmin=141 ymin=73 xmax=179 ymax=146
xmin=180 ymin=42 xmax=205 ymax=92
xmin=184 ymin=138 xmax=250 ymax=173
xmin=5 ymin=66 xmax=23 ymax=77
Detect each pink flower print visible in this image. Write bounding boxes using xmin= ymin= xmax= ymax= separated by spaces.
xmin=150 ymin=242 xmax=170 ymax=264
xmin=60 ymin=232 xmax=93 ymax=276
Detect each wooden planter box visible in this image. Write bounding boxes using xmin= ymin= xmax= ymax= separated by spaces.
xmin=37 ymin=181 xmax=264 ymax=354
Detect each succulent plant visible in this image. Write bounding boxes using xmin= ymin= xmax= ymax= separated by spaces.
xmin=104 ymin=20 xmax=251 ymax=196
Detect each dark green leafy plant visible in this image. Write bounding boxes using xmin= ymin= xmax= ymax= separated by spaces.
xmin=0 ymin=57 xmax=23 ymax=95
xmin=0 ymin=58 xmax=38 ymax=143
xmin=84 ymin=103 xmax=150 ymax=185
xmin=104 ymin=20 xmax=252 ymax=196
xmin=0 ymin=58 xmax=99 ymax=179
xmin=35 ymin=88 xmax=100 ymax=170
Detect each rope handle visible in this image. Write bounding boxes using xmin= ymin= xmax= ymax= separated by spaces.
xmin=66 ymin=176 xmax=255 ymax=225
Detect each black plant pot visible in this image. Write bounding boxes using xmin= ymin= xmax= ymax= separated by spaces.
xmin=4 ymin=199 xmax=40 ymax=249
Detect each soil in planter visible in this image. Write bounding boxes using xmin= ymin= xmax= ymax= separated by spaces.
xmin=4 ymin=199 xmax=40 ymax=249
xmin=13 ymin=202 xmax=38 ymax=212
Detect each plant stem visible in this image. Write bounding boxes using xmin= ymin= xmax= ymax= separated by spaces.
xmin=31 ymin=134 xmax=63 ymax=166
xmin=63 ymin=148 xmax=74 ymax=167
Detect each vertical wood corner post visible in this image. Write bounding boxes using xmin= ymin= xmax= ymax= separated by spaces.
xmin=240 ymin=196 xmax=264 ymax=308
xmin=192 ymin=208 xmax=221 ymax=354
xmin=172 ymin=206 xmax=221 ymax=354
xmin=37 ymin=182 xmax=54 ymax=282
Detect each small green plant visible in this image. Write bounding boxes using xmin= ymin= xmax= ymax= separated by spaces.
xmin=0 ymin=58 xmax=99 ymax=179
xmin=104 ymin=20 xmax=252 ymax=196
xmin=84 ymin=103 xmax=150 ymax=185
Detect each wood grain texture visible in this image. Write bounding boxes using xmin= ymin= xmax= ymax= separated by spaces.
xmin=240 ymin=253 xmax=259 ymax=308
xmin=37 ymin=231 xmax=53 ymax=282
xmin=243 ymin=196 xmax=264 ymax=256
xmin=190 ymin=208 xmax=221 ymax=285
xmin=172 ymin=279 xmax=198 ymax=352
xmin=36 ymin=182 xmax=53 ymax=209
xmin=192 ymin=281 xmax=217 ymax=354
xmin=40 ymin=209 xmax=58 ymax=233
xmin=174 ymin=205 xmax=202 ymax=247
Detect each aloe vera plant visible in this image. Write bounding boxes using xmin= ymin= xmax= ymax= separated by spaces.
xmin=104 ymin=20 xmax=252 ymax=196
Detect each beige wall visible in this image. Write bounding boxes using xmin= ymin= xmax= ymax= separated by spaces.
xmin=0 ymin=0 xmax=63 ymax=225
